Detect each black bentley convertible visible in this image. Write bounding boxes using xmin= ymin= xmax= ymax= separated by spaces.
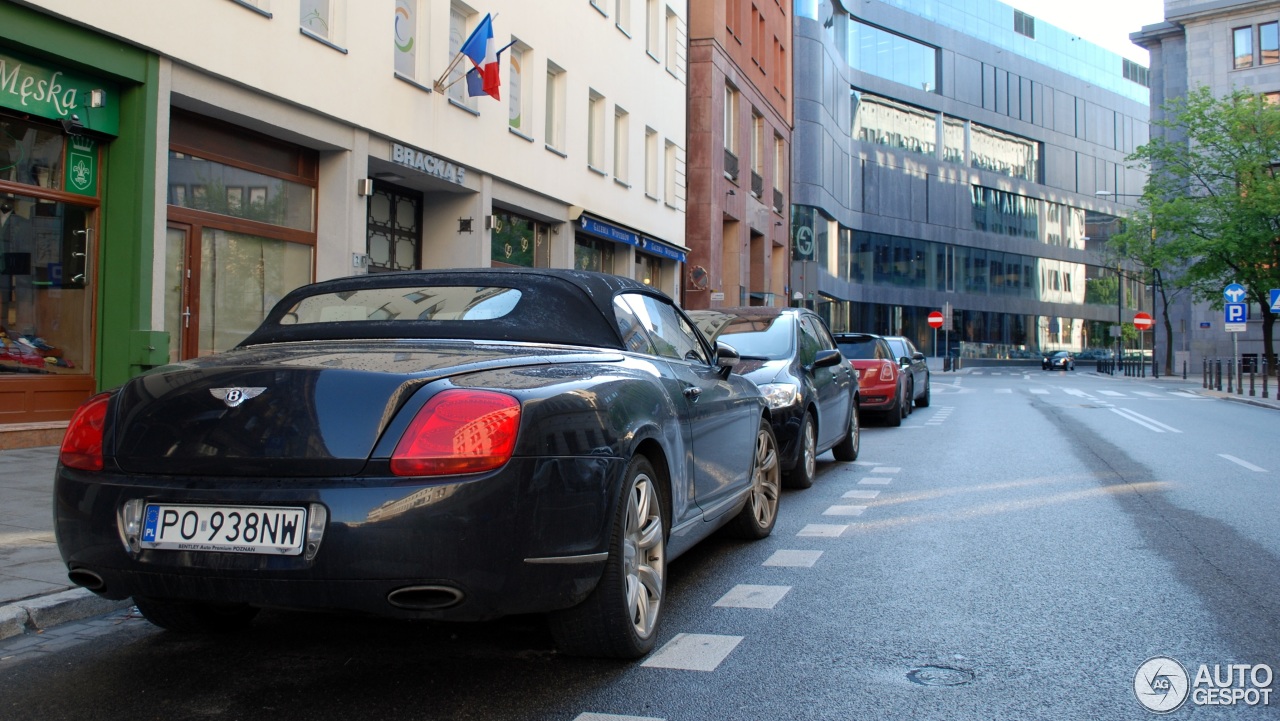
xmin=54 ymin=269 xmax=780 ymax=658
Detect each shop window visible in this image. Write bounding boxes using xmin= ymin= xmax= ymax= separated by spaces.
xmin=575 ymin=236 xmax=615 ymax=274
xmin=635 ymin=252 xmax=661 ymax=287
xmin=491 ymin=211 xmax=548 ymax=268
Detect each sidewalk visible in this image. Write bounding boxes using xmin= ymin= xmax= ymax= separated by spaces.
xmin=0 ymin=446 xmax=128 ymax=641
xmin=3 ymin=371 xmax=1277 ymax=642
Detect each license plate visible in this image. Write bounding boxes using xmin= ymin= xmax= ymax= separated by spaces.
xmin=141 ymin=504 xmax=307 ymax=555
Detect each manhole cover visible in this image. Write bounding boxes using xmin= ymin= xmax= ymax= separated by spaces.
xmin=907 ymin=664 xmax=975 ymax=686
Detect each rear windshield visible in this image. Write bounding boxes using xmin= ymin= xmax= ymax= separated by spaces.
xmin=693 ymin=314 xmax=792 ymax=359
xmin=836 ymin=338 xmax=879 ymax=359
xmin=280 ymin=286 xmax=523 ymax=324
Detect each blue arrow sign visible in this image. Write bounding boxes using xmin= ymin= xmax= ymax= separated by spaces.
xmin=1224 ymin=283 xmax=1247 ymax=303
xmin=1271 ymin=289 xmax=1280 ymax=312
xmin=1225 ymin=303 xmax=1248 ymax=323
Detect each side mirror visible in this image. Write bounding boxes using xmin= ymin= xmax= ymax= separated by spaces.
xmin=899 ymin=356 xmax=911 ymax=367
xmin=813 ymin=348 xmax=842 ymax=369
xmin=715 ymin=341 xmax=740 ymax=371
xmin=913 ymin=352 xmax=926 ymax=362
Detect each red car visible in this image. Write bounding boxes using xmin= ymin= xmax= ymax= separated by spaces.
xmin=833 ymin=333 xmax=910 ymax=426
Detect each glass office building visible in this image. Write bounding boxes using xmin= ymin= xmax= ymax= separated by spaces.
xmin=791 ymin=0 xmax=1151 ymax=359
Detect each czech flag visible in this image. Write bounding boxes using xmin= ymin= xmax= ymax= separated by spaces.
xmin=460 ymin=13 xmax=500 ymax=100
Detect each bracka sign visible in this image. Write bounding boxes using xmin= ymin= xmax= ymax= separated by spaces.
xmin=0 ymin=49 xmax=119 ymax=137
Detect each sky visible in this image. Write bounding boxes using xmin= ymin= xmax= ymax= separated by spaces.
xmin=1003 ymin=0 xmax=1166 ymax=64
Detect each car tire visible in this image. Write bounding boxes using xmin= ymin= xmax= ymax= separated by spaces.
xmin=887 ymin=389 xmax=904 ymax=427
xmin=723 ymin=419 xmax=781 ymax=540
xmin=905 ymin=381 xmax=914 ymax=415
xmin=133 ymin=596 xmax=259 ymax=633
xmin=916 ymin=378 xmax=931 ymax=408
xmin=548 ymin=455 xmax=666 ymax=659
xmin=831 ymin=402 xmax=860 ymax=462
xmin=783 ymin=412 xmax=817 ymax=489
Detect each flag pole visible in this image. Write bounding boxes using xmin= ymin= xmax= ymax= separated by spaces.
xmin=432 ymin=13 xmax=500 ymax=93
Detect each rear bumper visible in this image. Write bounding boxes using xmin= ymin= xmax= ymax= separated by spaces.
xmin=54 ymin=456 xmax=623 ymax=621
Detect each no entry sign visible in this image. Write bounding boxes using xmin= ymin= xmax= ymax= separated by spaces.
xmin=1133 ymin=312 xmax=1154 ymax=330
xmin=928 ymin=311 xmax=944 ymax=329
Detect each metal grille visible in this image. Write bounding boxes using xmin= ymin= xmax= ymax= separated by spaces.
xmin=366 ymin=183 xmax=422 ymax=272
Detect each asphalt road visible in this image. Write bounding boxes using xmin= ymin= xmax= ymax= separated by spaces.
xmin=2 ymin=370 xmax=1277 ymax=720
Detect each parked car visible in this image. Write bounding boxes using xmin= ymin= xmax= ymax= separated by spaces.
xmin=1043 ymin=350 xmax=1075 ymax=370
xmin=881 ymin=335 xmax=931 ymax=408
xmin=832 ymin=333 xmax=910 ymax=426
xmin=689 ymin=307 xmax=859 ymax=489
xmin=53 ymin=269 xmax=782 ymax=660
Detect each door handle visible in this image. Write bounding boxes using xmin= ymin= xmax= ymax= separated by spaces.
xmin=682 ymin=386 xmax=702 ymax=400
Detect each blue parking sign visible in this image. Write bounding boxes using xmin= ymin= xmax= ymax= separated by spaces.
xmin=1271 ymin=289 xmax=1280 ymax=312
xmin=1225 ymin=303 xmax=1248 ymax=323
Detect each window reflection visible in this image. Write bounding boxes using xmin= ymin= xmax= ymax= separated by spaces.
xmin=169 ymin=152 xmax=315 ymax=232
xmin=970 ymin=125 xmax=1039 ymax=181
xmin=852 ymin=92 xmax=937 ymax=158
xmin=847 ymin=18 xmax=937 ymax=92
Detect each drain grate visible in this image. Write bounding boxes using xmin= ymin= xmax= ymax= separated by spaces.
xmin=907 ymin=664 xmax=976 ymax=686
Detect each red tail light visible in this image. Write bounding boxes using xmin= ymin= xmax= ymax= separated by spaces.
xmin=391 ymin=390 xmax=521 ymax=476
xmin=879 ymin=361 xmax=896 ymax=382
xmin=60 ymin=392 xmax=112 ymax=471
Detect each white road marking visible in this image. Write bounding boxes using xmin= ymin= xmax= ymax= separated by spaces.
xmin=858 ymin=477 xmax=893 ymax=485
xmin=823 ymin=505 xmax=867 ymax=516
xmin=1110 ymin=407 xmax=1182 ymax=433
xmin=763 ymin=550 xmax=823 ymax=567
xmin=714 ymin=584 xmax=792 ymax=609
xmin=798 ymin=524 xmax=848 ymax=537
xmin=1218 ymin=454 xmax=1268 ymax=472
xmin=1063 ymin=388 xmax=1094 ymax=398
xmin=871 ymin=467 xmax=900 ymax=473
xmin=1098 ymin=390 xmax=1126 ymax=397
xmin=1029 ymin=388 xmax=1050 ymax=395
xmin=641 ymin=633 xmax=743 ymax=672
xmin=576 ymin=715 xmax=665 ymax=721
xmin=842 ymin=489 xmax=880 ymax=499
xmin=1135 ymin=391 xmax=1162 ymax=398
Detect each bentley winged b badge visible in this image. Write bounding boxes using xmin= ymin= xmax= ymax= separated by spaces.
xmin=210 ymin=387 xmax=267 ymax=408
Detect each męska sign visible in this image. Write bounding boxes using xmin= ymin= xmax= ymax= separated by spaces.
xmin=0 ymin=48 xmax=119 ymax=136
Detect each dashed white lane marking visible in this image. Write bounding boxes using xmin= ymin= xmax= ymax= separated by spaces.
xmin=1171 ymin=391 xmax=1211 ymax=400
xmin=842 ymin=489 xmax=880 ymax=499
xmin=575 ymin=715 xmax=665 ymax=721
xmin=798 ymin=524 xmax=848 ymax=537
xmin=763 ymin=550 xmax=823 ymax=567
xmin=870 ymin=466 xmax=900 ymax=473
xmin=641 ymin=633 xmax=743 ymax=672
xmin=1218 ymin=454 xmax=1268 ymax=472
xmin=1135 ymin=391 xmax=1162 ymax=397
xmin=823 ymin=505 xmax=867 ymax=516
xmin=1098 ymin=390 xmax=1126 ymax=397
xmin=858 ymin=477 xmax=893 ymax=485
xmin=1029 ymin=388 xmax=1050 ymax=395
xmin=714 ymin=584 xmax=792 ymax=609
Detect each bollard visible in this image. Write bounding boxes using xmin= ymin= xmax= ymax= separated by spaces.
xmin=943 ymin=356 xmax=951 ymax=372
xmin=1250 ymin=365 xmax=1256 ymax=397
xmin=1154 ymin=356 xmax=1159 ymax=379
xmin=1216 ymin=359 xmax=1223 ymax=391
xmin=1238 ymin=359 xmax=1244 ymax=395
xmin=1228 ymin=359 xmax=1234 ymax=394
xmin=1264 ymin=357 xmax=1270 ymax=399
xmin=1203 ymin=359 xmax=1208 ymax=388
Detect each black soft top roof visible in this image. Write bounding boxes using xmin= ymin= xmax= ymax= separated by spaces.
xmin=239 ymin=268 xmax=670 ymax=349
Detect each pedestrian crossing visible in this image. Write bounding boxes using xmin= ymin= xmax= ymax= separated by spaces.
xmin=930 ymin=385 xmax=1211 ymax=401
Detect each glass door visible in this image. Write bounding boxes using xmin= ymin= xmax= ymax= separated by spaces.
xmin=164 ymin=223 xmax=194 ymax=362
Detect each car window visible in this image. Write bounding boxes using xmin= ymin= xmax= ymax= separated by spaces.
xmin=876 ymin=340 xmax=893 ymax=361
xmin=836 ymin=337 xmax=878 ymax=359
xmin=280 ymin=286 xmax=523 ymax=323
xmin=618 ymin=293 xmax=711 ymax=364
xmin=690 ymin=311 xmax=793 ymax=359
xmin=797 ymin=316 xmax=821 ymax=365
xmin=886 ymin=339 xmax=906 ymax=359
xmin=612 ymin=296 xmax=657 ymax=355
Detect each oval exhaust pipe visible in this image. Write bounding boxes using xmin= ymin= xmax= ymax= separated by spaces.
xmin=68 ymin=568 xmax=106 ymax=592
xmin=387 ymin=585 xmax=465 ymax=611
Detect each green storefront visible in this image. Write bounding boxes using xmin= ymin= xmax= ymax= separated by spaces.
xmin=0 ymin=2 xmax=162 ymax=441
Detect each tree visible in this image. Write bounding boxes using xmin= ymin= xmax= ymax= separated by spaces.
xmin=1118 ymin=87 xmax=1280 ymax=371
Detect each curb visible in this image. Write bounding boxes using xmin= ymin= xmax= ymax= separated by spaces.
xmin=0 ymin=589 xmax=132 ymax=641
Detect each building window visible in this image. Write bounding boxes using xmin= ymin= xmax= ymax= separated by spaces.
xmin=1262 ymin=22 xmax=1279 ymax=65
xmin=636 ymin=252 xmax=662 ymax=287
xmin=646 ymin=0 xmax=660 ymax=58
xmin=509 ymin=43 xmax=531 ymax=135
xmin=970 ymin=124 xmax=1039 ymax=182
xmin=847 ymin=18 xmax=937 ymax=93
xmin=751 ymin=110 xmax=764 ymax=196
xmin=666 ymin=6 xmax=681 ymax=72
xmin=575 ymin=236 xmax=615 ymax=273
xmin=616 ymin=0 xmax=631 ymax=34
xmin=394 ymin=0 xmax=417 ymax=78
xmin=300 ymin=0 xmax=331 ymax=39
xmin=727 ymin=0 xmax=740 ymax=39
xmin=664 ymin=139 xmax=685 ymax=209
xmin=545 ymin=62 xmax=566 ymax=152
xmin=852 ymin=91 xmax=938 ymax=159
xmin=1014 ymin=10 xmax=1035 ymax=39
xmin=449 ymin=7 xmax=479 ymax=109
xmin=1235 ymin=26 xmax=1254 ymax=69
xmin=1123 ymin=58 xmax=1149 ymax=87
xmin=588 ymin=89 xmax=606 ymax=170
xmin=615 ymin=107 xmax=630 ymax=184
xmin=645 ymin=127 xmax=659 ymax=197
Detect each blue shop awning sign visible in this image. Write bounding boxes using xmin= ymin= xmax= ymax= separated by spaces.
xmin=578 ymin=214 xmax=687 ymax=263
